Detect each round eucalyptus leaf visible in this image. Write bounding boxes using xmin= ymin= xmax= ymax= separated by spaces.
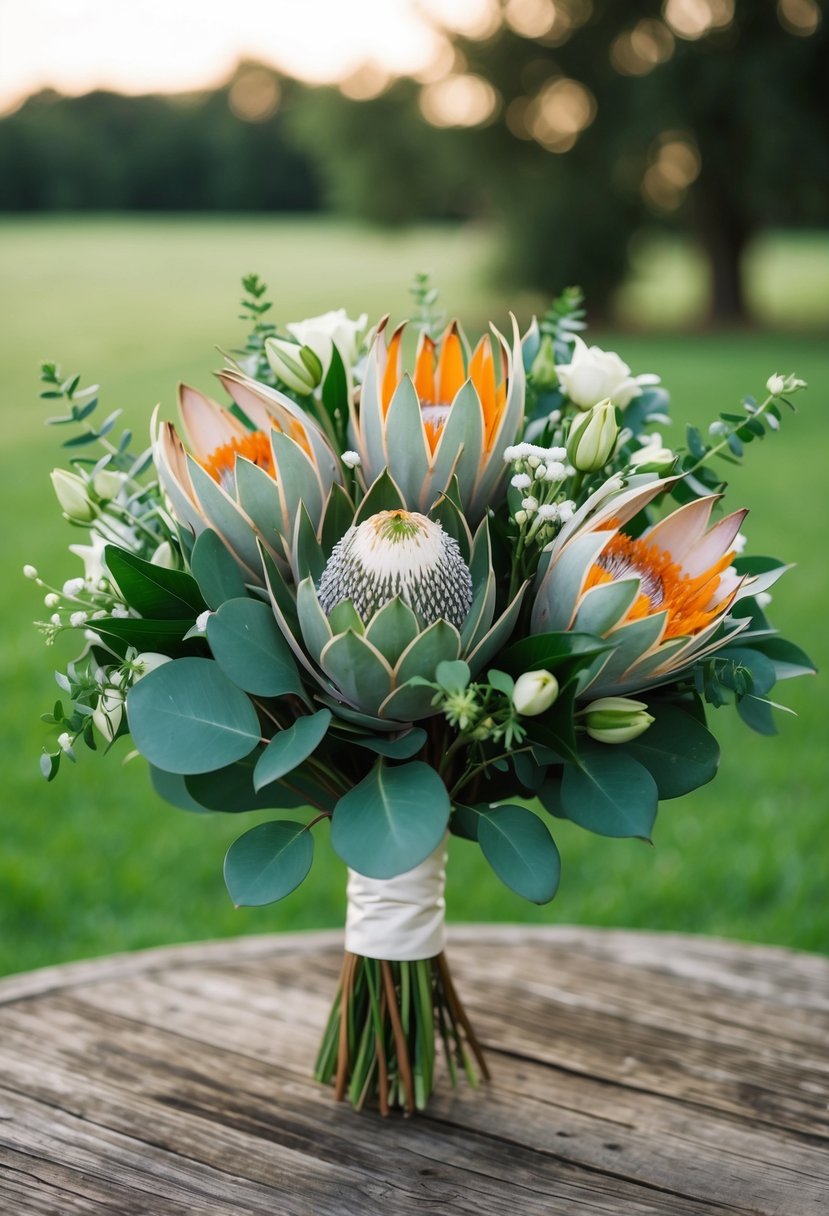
xmin=331 ymin=761 xmax=449 ymax=879
xmin=627 ymin=703 xmax=720 ymax=799
xmin=127 ymin=657 xmax=260 ymax=774
xmin=561 ymin=743 xmax=658 ymax=839
xmin=224 ymin=820 xmax=313 ymax=907
xmin=478 ymin=805 xmax=561 ymax=904
xmin=190 ymin=529 xmax=248 ymax=609
xmin=207 ymin=597 xmax=305 ymax=698
xmin=254 ymin=710 xmax=332 ymax=791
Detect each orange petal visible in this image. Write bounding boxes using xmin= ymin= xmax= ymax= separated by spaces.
xmin=436 ymin=324 xmax=466 ymax=405
xmin=381 ymin=328 xmax=403 ymax=418
xmin=469 ymin=335 xmax=498 ymax=441
xmin=413 ymin=332 xmax=437 ymax=404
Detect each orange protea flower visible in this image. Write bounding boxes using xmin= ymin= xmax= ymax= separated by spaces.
xmin=152 ymin=377 xmax=343 ymax=583
xmin=352 ymin=317 xmax=525 ymax=523
xmin=531 ymin=476 xmax=789 ymax=698
xmin=201 ymin=430 xmax=274 ymax=490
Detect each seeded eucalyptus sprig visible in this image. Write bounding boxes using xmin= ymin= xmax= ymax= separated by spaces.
xmin=409 ymin=271 xmax=445 ymax=340
xmin=40 ymin=362 xmax=146 ymax=475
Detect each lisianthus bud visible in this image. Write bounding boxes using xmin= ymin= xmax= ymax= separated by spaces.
xmin=317 ymin=510 xmax=473 ymax=628
xmin=93 ymin=687 xmax=124 ymax=742
xmin=513 ymin=670 xmax=559 ymax=716
xmin=529 ymin=334 xmax=558 ymax=391
xmin=51 ymin=469 xmax=95 ymax=521
xmin=133 ymin=652 xmax=172 ymax=679
xmin=567 ymin=401 xmax=619 ymax=473
xmin=582 ymin=696 xmax=654 ymax=744
xmin=93 ymin=468 xmax=127 ymax=501
xmin=150 ymin=540 xmax=176 ymax=570
xmin=265 ymin=337 xmax=323 ymax=395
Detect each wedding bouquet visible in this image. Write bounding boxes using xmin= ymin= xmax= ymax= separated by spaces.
xmin=30 ymin=276 xmax=813 ymax=1115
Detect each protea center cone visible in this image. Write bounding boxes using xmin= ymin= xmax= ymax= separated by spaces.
xmin=317 ymin=510 xmax=473 ymax=628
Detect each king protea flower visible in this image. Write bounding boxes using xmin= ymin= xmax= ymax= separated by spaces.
xmin=351 ymin=318 xmax=524 ymax=523
xmin=532 ymin=476 xmax=788 ymax=699
xmin=152 ymin=373 xmax=342 ymax=582
xmin=264 ymin=508 xmax=525 ymax=726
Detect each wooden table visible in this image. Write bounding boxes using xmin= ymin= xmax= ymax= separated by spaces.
xmin=1 ymin=927 xmax=827 ymax=1215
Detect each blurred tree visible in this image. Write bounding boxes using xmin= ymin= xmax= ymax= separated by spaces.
xmin=0 ymin=64 xmax=321 ymax=214
xmin=440 ymin=0 xmax=829 ymax=319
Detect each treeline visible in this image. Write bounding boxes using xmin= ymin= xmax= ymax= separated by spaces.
xmin=0 ymin=72 xmax=320 ymax=213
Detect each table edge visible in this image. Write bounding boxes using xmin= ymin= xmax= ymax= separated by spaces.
xmin=1 ymin=924 xmax=827 ymax=1006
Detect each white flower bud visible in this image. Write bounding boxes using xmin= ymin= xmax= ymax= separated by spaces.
xmin=51 ymin=469 xmax=95 ymax=522
xmin=567 ymin=401 xmax=619 ymax=473
xmin=23 ymin=564 xmax=39 ymax=580
xmin=93 ymin=688 xmax=124 ymax=742
xmin=766 ymin=373 xmax=785 ymax=396
xmin=150 ymin=540 xmax=176 ymax=570
xmin=57 ymin=732 xmax=73 ymax=753
xmin=69 ymin=611 xmax=88 ymax=628
xmin=513 ymin=670 xmax=560 ymax=716
xmin=133 ymin=652 xmax=172 ymax=680
xmin=44 ymin=593 xmax=60 ymax=608
xmin=342 ymin=450 xmax=361 ymax=469
xmin=582 ymin=697 xmax=654 ymax=744
xmin=265 ymin=336 xmax=322 ymax=395
xmin=511 ymin=473 xmax=532 ymax=490
xmin=93 ymin=468 xmax=127 ymax=500
xmin=62 ymin=578 xmax=85 ymax=597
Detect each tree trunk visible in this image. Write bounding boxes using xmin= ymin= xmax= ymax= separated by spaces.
xmin=692 ymin=174 xmax=754 ymax=325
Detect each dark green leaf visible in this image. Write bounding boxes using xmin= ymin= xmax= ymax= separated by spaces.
xmin=500 ymin=632 xmax=609 ymax=681
xmin=105 ymin=545 xmax=205 ymax=620
xmin=224 ymin=820 xmax=313 ymax=907
xmin=150 ymin=765 xmax=210 ymax=813
xmin=626 ymin=704 xmax=719 ymax=799
xmin=349 ymin=728 xmax=428 ymax=759
xmin=89 ymin=616 xmax=201 ymax=658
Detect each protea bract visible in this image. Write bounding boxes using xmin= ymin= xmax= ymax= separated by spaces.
xmin=531 ymin=476 xmax=789 ymax=699
xmin=350 ymin=318 xmax=524 ymax=523
xmin=152 ymin=372 xmax=343 ymax=582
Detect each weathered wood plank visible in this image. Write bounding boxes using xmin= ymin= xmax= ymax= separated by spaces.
xmin=0 ymin=929 xmax=827 ymax=1216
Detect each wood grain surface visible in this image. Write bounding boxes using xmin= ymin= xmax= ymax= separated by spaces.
xmin=0 ymin=926 xmax=827 ymax=1215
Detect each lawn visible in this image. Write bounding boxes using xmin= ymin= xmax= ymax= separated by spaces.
xmin=1 ymin=216 xmax=826 ymax=977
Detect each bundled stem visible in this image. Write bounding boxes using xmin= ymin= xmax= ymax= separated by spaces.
xmin=315 ymin=951 xmax=488 ymax=1114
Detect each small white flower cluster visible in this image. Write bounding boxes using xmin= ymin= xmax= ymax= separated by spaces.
xmin=504 ymin=441 xmax=575 ymax=543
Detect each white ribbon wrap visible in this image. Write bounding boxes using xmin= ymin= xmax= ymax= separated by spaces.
xmin=344 ymin=844 xmax=447 ymax=961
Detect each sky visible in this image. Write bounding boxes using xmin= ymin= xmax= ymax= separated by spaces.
xmin=0 ymin=0 xmax=496 ymax=114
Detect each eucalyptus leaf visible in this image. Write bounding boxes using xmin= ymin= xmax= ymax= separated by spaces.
xmin=331 ymin=761 xmax=449 ymax=878
xmin=254 ymin=710 xmax=332 ymax=791
xmin=127 ymin=657 xmax=261 ymax=774
xmin=224 ymin=820 xmax=313 ymax=907
xmin=349 ymin=728 xmax=428 ymax=759
xmin=561 ymin=743 xmax=658 ymax=839
xmin=478 ymin=805 xmax=561 ymax=904
xmin=190 ymin=528 xmax=249 ymax=609
xmin=105 ymin=545 xmax=206 ymax=619
xmin=626 ymin=703 xmax=719 ymax=799
xmin=207 ymin=597 xmax=306 ymax=699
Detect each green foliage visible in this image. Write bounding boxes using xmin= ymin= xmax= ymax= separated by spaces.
xmin=331 ymin=761 xmax=450 ymax=879
xmin=126 ymin=657 xmax=260 ymax=774
xmin=206 ymin=598 xmax=306 ymax=699
xmin=189 ymin=529 xmax=249 ymax=608
xmin=224 ymin=820 xmax=314 ymax=907
xmin=476 ymin=804 xmax=561 ymax=904
xmin=556 ymin=744 xmax=659 ymax=841
xmin=104 ymin=545 xmax=205 ymax=619
xmin=253 ymin=710 xmax=332 ymax=791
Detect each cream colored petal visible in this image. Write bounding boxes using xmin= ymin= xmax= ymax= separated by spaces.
xmin=641 ymin=495 xmax=719 ymax=563
xmin=177 ymin=384 xmax=246 ymax=461
xmin=681 ymin=509 xmax=748 ymax=578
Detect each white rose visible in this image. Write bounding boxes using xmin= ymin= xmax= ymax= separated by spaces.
xmin=556 ymin=336 xmax=659 ymax=411
xmin=286 ymin=309 xmax=367 ymax=374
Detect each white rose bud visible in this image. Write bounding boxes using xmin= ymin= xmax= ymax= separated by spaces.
xmin=51 ymin=469 xmax=95 ymax=522
xmin=556 ymin=336 xmax=643 ymax=411
xmin=766 ymin=373 xmax=785 ymax=396
xmin=513 ymin=670 xmax=560 ymax=716
xmin=582 ymin=696 xmax=654 ymax=744
xmin=567 ymin=400 xmax=619 ymax=473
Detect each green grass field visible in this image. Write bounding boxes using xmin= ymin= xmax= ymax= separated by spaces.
xmin=1 ymin=216 xmax=826 ymax=977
